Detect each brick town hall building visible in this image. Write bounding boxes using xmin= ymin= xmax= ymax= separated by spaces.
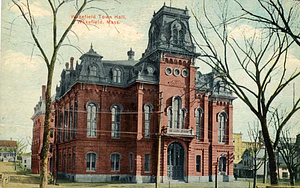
xmin=31 ymin=5 xmax=235 ymax=183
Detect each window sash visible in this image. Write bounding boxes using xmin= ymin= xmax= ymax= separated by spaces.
xmin=111 ymin=154 xmax=120 ymax=171
xmin=196 ymin=155 xmax=201 ymax=172
xmin=145 ymin=154 xmax=150 ymax=172
xmin=87 ymin=104 xmax=97 ymax=138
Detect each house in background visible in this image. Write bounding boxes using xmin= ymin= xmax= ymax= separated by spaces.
xmin=22 ymin=153 xmax=32 ymax=169
xmin=0 ymin=140 xmax=17 ymax=162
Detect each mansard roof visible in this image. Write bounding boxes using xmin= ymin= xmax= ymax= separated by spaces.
xmin=54 ymin=5 xmax=234 ymax=102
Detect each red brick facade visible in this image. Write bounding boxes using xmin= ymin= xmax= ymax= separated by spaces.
xmin=31 ymin=85 xmax=55 ymax=174
xmin=32 ymin=5 xmax=235 ymax=183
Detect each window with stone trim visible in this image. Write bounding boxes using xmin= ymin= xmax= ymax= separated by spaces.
xmin=218 ymin=112 xmax=228 ymax=143
xmin=63 ymin=154 xmax=66 ymax=172
xmin=129 ymin=153 xmax=134 ymax=172
xmin=111 ymin=153 xmax=121 ymax=171
xmin=111 ymin=104 xmax=122 ymax=139
xmin=68 ymin=153 xmax=71 ymax=170
xmin=74 ymin=101 xmax=78 ymax=138
xmin=87 ymin=102 xmax=98 ymax=138
xmin=72 ymin=153 xmax=76 ymax=170
xmin=195 ymin=108 xmax=203 ymax=140
xmin=196 ymin=155 xmax=201 ymax=172
xmin=59 ymin=111 xmax=63 ymax=142
xmin=167 ymin=96 xmax=187 ymax=129
xmin=69 ymin=105 xmax=73 ymax=140
xmin=86 ymin=152 xmax=97 ymax=171
xmin=144 ymin=154 xmax=150 ymax=172
xmin=144 ymin=103 xmax=153 ymax=138
xmin=219 ymin=156 xmax=226 ymax=174
xmin=64 ymin=109 xmax=68 ymax=141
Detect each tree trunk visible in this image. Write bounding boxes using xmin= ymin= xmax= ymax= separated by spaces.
xmin=261 ymin=117 xmax=278 ymax=185
xmin=39 ymin=67 xmax=54 ymax=188
xmin=290 ymin=172 xmax=294 ymax=186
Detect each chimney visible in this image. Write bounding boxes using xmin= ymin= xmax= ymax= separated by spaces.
xmin=42 ymin=85 xmax=46 ymax=100
xmin=127 ymin=48 xmax=135 ymax=61
xmin=70 ymin=57 xmax=74 ymax=70
xmin=65 ymin=62 xmax=69 ymax=69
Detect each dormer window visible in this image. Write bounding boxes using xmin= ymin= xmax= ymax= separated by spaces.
xmin=113 ymin=67 xmax=122 ymax=83
xmin=172 ymin=22 xmax=185 ymax=46
xmin=90 ymin=65 xmax=97 ymax=76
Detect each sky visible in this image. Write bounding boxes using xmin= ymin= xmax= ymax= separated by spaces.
xmin=0 ymin=0 xmax=299 ymax=152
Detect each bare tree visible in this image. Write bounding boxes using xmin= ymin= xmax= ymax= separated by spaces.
xmin=191 ymin=0 xmax=300 ymax=185
xmin=248 ymin=123 xmax=265 ymax=188
xmin=271 ymin=109 xmax=300 ymax=185
xmin=235 ymin=0 xmax=300 ymax=46
xmin=10 ymin=0 xmax=109 ymax=187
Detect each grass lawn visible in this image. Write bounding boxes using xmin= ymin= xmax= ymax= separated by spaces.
xmin=2 ymin=162 xmax=300 ymax=188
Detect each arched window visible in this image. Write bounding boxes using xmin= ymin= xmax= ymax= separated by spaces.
xmin=173 ymin=26 xmax=178 ymax=45
xmin=167 ymin=96 xmax=187 ymax=130
xmin=144 ymin=103 xmax=153 ymax=138
xmin=59 ymin=111 xmax=63 ymax=142
xmin=218 ymin=112 xmax=227 ymax=143
xmin=195 ymin=108 xmax=203 ymax=140
xmin=69 ymin=105 xmax=73 ymax=140
xmin=129 ymin=153 xmax=134 ymax=172
xmin=173 ymin=96 xmax=181 ymax=129
xmin=86 ymin=152 xmax=97 ymax=171
xmin=111 ymin=104 xmax=123 ymax=138
xmin=180 ymin=108 xmax=187 ymax=129
xmin=179 ymin=30 xmax=184 ymax=45
xmin=64 ymin=109 xmax=68 ymax=141
xmin=113 ymin=68 xmax=122 ymax=83
xmin=167 ymin=106 xmax=172 ymax=128
xmin=90 ymin=65 xmax=97 ymax=76
xmin=111 ymin=153 xmax=121 ymax=171
xmin=74 ymin=101 xmax=78 ymax=138
xmin=87 ymin=102 xmax=98 ymax=138
xmin=219 ymin=156 xmax=226 ymax=174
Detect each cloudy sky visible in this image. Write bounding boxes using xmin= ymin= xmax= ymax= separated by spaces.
xmin=1 ymin=0 xmax=299 ymax=151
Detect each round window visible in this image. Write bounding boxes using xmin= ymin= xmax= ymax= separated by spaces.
xmin=165 ymin=67 xmax=172 ymax=75
xmin=182 ymin=69 xmax=189 ymax=77
xmin=174 ymin=68 xmax=180 ymax=76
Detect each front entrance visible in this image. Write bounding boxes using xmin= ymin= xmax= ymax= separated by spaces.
xmin=167 ymin=142 xmax=184 ymax=180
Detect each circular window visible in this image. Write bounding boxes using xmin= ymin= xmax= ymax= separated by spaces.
xmin=165 ymin=67 xmax=172 ymax=75
xmin=182 ymin=69 xmax=189 ymax=77
xmin=174 ymin=68 xmax=180 ymax=76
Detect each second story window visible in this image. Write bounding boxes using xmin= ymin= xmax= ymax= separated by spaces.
xmin=69 ymin=106 xmax=73 ymax=140
xmin=218 ymin=112 xmax=228 ymax=143
xmin=195 ymin=108 xmax=203 ymax=140
xmin=87 ymin=102 xmax=98 ymax=138
xmin=111 ymin=104 xmax=122 ymax=139
xmin=167 ymin=96 xmax=187 ymax=130
xmin=64 ymin=109 xmax=68 ymax=141
xmin=144 ymin=103 xmax=153 ymax=138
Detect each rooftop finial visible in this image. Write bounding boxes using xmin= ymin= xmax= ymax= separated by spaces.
xmin=164 ymin=2 xmax=165 ymax=6
xmin=90 ymin=43 xmax=93 ymax=50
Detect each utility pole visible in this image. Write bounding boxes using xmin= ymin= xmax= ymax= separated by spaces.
xmin=156 ymin=91 xmax=163 ymax=188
